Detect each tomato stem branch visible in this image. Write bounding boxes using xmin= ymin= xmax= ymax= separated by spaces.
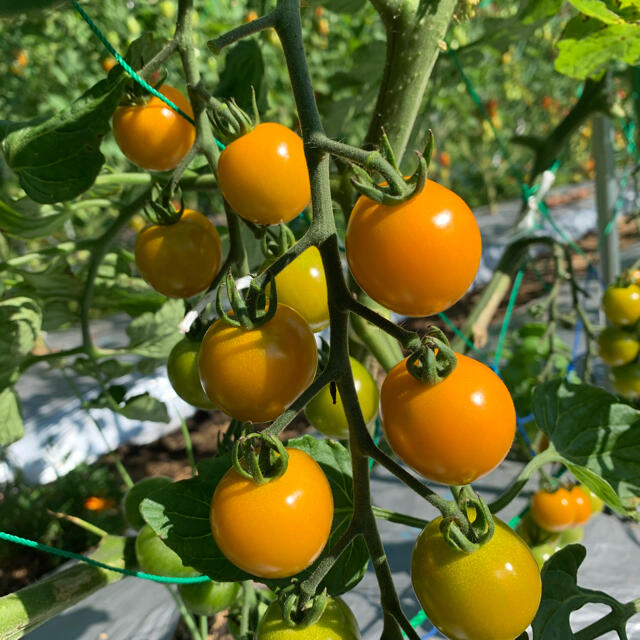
xmin=208 ymin=12 xmax=277 ymax=54
xmin=371 ymin=506 xmax=428 ymax=530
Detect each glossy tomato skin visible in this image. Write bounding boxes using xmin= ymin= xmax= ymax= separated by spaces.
xmin=611 ymin=362 xmax=640 ymax=398
xmin=217 ymin=122 xmax=311 ymax=225
xmin=135 ymin=524 xmax=198 ymax=577
xmin=380 ymin=353 xmax=515 ymax=485
xmin=530 ymin=488 xmax=575 ymax=532
xmin=167 ymin=339 xmax=215 ymax=410
xmin=305 ymin=357 xmax=379 ymax=439
xmin=345 ymin=180 xmax=481 ymax=317
xmin=135 ymin=209 xmax=222 ymax=299
xmin=198 ymin=304 xmax=317 ymax=422
xmin=271 ymin=247 xmax=329 ymax=332
xmin=113 ymin=85 xmax=196 ymax=171
xmin=255 ymin=597 xmax=360 ymax=639
xmin=569 ymin=486 xmax=591 ymax=526
xmin=602 ymin=284 xmax=640 ymax=327
xmin=178 ymin=580 xmax=240 ymax=616
xmin=597 ymin=327 xmax=639 ymax=366
xmin=210 ymin=448 xmax=333 ymax=579
xmin=411 ymin=517 xmax=541 ymax=640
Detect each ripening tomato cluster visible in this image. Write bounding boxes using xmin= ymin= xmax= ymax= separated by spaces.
xmin=598 ymin=276 xmax=640 ymax=398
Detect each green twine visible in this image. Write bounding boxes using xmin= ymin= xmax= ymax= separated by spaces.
xmin=0 ymin=530 xmax=210 ymax=585
xmin=438 ymin=311 xmax=488 ymax=361
xmin=71 ymin=0 xmax=225 ymax=151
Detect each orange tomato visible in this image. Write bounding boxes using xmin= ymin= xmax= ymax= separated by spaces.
xmin=198 ymin=304 xmax=318 ymax=422
xmin=113 ymin=85 xmax=195 ymax=172
xmin=134 ymin=209 xmax=222 ymax=298
xmin=345 ymin=180 xmax=481 ymax=317
xmin=210 ymin=448 xmax=333 ymax=578
xmin=217 ymin=123 xmax=311 ymax=225
xmin=380 ymin=353 xmax=515 ymax=485
xmin=569 ymin=485 xmax=591 ymax=526
xmin=530 ymin=488 xmax=575 ymax=532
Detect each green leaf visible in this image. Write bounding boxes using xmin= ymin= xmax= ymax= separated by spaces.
xmin=555 ymin=23 xmax=640 ymax=79
xmin=214 ymin=41 xmax=264 ymax=113
xmin=530 ymin=545 xmax=633 ymax=638
xmin=0 ymin=0 xmax=66 ymax=17
xmin=518 ymin=0 xmax=564 ymax=22
xmin=0 ymin=297 xmax=42 ymax=390
xmin=126 ymin=299 xmax=184 ymax=358
xmin=71 ymin=358 xmax=135 ymax=381
xmin=567 ymin=0 xmax=625 ymax=24
xmin=0 ymin=388 xmax=23 ymax=446
xmin=140 ymin=437 xmax=368 ymax=594
xmin=0 ymin=199 xmax=74 ymax=238
xmin=532 ymin=380 xmax=640 ymax=518
xmin=2 ymin=74 xmax=126 ymax=204
xmin=118 ymin=393 xmax=170 ymax=423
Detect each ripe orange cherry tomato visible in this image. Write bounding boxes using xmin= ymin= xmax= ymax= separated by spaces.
xmin=305 ymin=357 xmax=379 ymax=439
xmin=597 ymin=327 xmax=639 ymax=366
xmin=113 ymin=85 xmax=196 ymax=172
xmin=210 ymin=448 xmax=333 ymax=579
xmin=270 ymin=246 xmax=329 ymax=332
xmin=411 ymin=517 xmax=541 ymax=640
xmin=198 ymin=304 xmax=318 ymax=422
xmin=569 ymin=485 xmax=591 ymax=526
xmin=345 ymin=180 xmax=481 ymax=317
xmin=530 ymin=488 xmax=575 ymax=532
xmin=602 ymin=284 xmax=640 ymax=327
xmin=217 ymin=122 xmax=311 ymax=225
xmin=380 ymin=353 xmax=515 ymax=485
xmin=135 ymin=209 xmax=222 ymax=299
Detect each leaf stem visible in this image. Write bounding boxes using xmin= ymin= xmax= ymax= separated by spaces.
xmin=371 ymin=506 xmax=428 ymax=530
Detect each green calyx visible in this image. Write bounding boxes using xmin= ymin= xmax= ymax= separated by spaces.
xmin=351 ymin=130 xmax=433 ymax=205
xmin=144 ymin=184 xmax=183 ymax=225
xmin=279 ymin=582 xmax=328 ymax=627
xmin=406 ymin=326 xmax=457 ymax=385
xmin=231 ymin=432 xmax=289 ymax=485
xmin=216 ymin=269 xmax=277 ymax=329
xmin=261 ymin=223 xmax=296 ymax=261
xmin=207 ymin=93 xmax=257 ymax=144
xmin=441 ymin=486 xmax=495 ymax=553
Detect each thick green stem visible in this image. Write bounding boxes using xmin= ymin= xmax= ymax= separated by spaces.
xmin=167 ymin=586 xmax=203 ymax=640
xmin=366 ymin=0 xmax=458 ymax=161
xmin=372 ymin=506 xmax=428 ymax=530
xmin=574 ymin=598 xmax=640 ymax=640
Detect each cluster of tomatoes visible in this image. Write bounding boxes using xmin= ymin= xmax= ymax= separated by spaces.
xmin=112 ymin=84 xmax=546 ymax=639
xmin=597 ymin=272 xmax=640 ymax=398
xmin=518 ymin=484 xmax=603 ymax=567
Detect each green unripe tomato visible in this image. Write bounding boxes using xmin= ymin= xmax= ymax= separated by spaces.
xmin=122 ymin=476 xmax=172 ymax=529
xmin=597 ymin=327 xmax=639 ymax=366
xmin=160 ymin=1 xmax=176 ymax=19
xmin=255 ymin=597 xmax=360 ymax=640
xmin=610 ymin=362 xmax=640 ymax=398
xmin=530 ymin=542 xmax=560 ymax=569
xmin=135 ymin=524 xmax=198 ymax=577
xmin=559 ymin=526 xmax=584 ymax=545
xmin=167 ymin=338 xmax=215 ymax=410
xmin=178 ymin=580 xmax=240 ymax=616
xmin=602 ymin=284 xmax=640 ymax=327
xmin=305 ymin=357 xmax=379 ymax=439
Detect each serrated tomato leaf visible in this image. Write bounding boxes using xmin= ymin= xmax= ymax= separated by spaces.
xmin=2 ymin=73 xmax=126 ymax=203
xmin=532 ymin=380 xmax=640 ymax=518
xmin=140 ymin=436 xmax=368 ymax=593
xmin=0 ymin=388 xmax=24 ymax=446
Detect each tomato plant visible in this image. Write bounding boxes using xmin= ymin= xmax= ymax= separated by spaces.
xmin=122 ymin=476 xmax=172 ymax=530
xmin=380 ymin=353 xmax=516 ymax=484
xmin=135 ymin=524 xmax=198 ymax=577
xmin=209 ymin=448 xmax=333 ymax=579
xmin=597 ymin=327 xmax=639 ymax=366
xmin=345 ymin=179 xmax=482 ymax=317
xmin=255 ymin=597 xmax=360 ymax=639
xmin=167 ymin=338 xmax=215 ymax=410
xmin=305 ymin=356 xmax=379 ymax=439
xmin=198 ymin=304 xmax=318 ymax=422
xmin=217 ymin=122 xmax=311 ymax=225
xmin=269 ymin=247 xmax=329 ymax=332
xmin=411 ymin=517 xmax=541 ymax=640
xmin=602 ymin=284 xmax=640 ymax=327
xmin=178 ymin=580 xmax=240 ymax=616
xmin=134 ymin=209 xmax=223 ymax=299
xmin=113 ymin=85 xmax=196 ymax=172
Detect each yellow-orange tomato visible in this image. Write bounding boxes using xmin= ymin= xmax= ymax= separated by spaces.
xmin=270 ymin=247 xmax=329 ymax=332
xmin=345 ymin=180 xmax=481 ymax=317
xmin=530 ymin=488 xmax=575 ymax=532
xmin=569 ymin=485 xmax=592 ymax=526
xmin=113 ymin=85 xmax=195 ymax=172
xmin=380 ymin=353 xmax=515 ymax=485
xmin=198 ymin=304 xmax=318 ymax=422
xmin=101 ymin=57 xmax=117 ymax=73
xmin=134 ymin=209 xmax=222 ymax=298
xmin=217 ymin=123 xmax=311 ymax=225
xmin=602 ymin=284 xmax=640 ymax=327
xmin=210 ymin=448 xmax=333 ymax=579
xmin=597 ymin=327 xmax=639 ymax=366
xmin=412 ymin=517 xmax=541 ymax=640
